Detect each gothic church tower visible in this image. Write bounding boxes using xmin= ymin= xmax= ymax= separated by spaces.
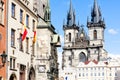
xmin=62 ymin=0 xmax=107 ymax=69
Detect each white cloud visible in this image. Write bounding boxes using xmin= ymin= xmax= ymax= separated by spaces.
xmin=108 ymin=53 xmax=120 ymax=59
xmin=108 ymin=29 xmax=118 ymax=35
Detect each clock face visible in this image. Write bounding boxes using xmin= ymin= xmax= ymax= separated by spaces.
xmin=38 ymin=65 xmax=45 ymax=73
xmin=80 ymin=33 xmax=84 ymax=37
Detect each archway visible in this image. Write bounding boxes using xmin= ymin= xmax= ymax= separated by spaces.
xmin=79 ymin=52 xmax=87 ymax=62
xmin=9 ymin=73 xmax=17 ymax=80
xmin=28 ymin=67 xmax=35 ymax=80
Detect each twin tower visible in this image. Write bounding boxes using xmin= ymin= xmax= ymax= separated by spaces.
xmin=62 ymin=0 xmax=107 ymax=68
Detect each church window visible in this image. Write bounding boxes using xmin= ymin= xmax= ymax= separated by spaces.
xmin=94 ymin=30 xmax=97 ymax=39
xmin=68 ymin=33 xmax=71 ymax=42
xmin=43 ymin=4 xmax=45 ymax=11
xmin=79 ymin=52 xmax=86 ymax=62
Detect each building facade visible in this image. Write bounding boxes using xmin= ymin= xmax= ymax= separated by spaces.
xmin=35 ymin=0 xmax=61 ymax=80
xmin=6 ymin=0 xmax=37 ymax=80
xmin=59 ymin=0 xmax=120 ymax=80
xmin=0 ymin=0 xmax=7 ymax=80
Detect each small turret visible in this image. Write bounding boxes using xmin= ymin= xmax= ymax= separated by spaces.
xmin=44 ymin=0 xmax=51 ymax=25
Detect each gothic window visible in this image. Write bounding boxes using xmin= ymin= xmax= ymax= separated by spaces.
xmin=79 ymin=52 xmax=86 ymax=62
xmin=43 ymin=4 xmax=45 ymax=12
xmin=94 ymin=30 xmax=97 ymax=39
xmin=68 ymin=33 xmax=71 ymax=42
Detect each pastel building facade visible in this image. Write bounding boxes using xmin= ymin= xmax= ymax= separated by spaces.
xmin=7 ymin=0 xmax=37 ymax=80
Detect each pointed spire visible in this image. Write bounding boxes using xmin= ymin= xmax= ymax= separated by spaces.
xmin=67 ymin=0 xmax=75 ymax=26
xmin=91 ymin=0 xmax=102 ymax=23
xmin=44 ymin=0 xmax=51 ymax=25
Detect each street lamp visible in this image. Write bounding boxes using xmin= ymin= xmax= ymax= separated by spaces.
xmin=0 ymin=51 xmax=7 ymax=66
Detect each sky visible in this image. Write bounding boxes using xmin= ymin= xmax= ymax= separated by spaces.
xmin=50 ymin=0 xmax=120 ymax=67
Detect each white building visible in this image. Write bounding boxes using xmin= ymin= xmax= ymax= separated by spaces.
xmin=59 ymin=0 xmax=120 ymax=80
xmin=7 ymin=0 xmax=37 ymax=80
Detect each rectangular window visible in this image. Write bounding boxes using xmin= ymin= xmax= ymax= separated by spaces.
xmin=13 ymin=58 xmax=15 ymax=69
xmin=19 ymin=34 xmax=23 ymax=51
xmin=32 ymin=19 xmax=35 ymax=31
xmin=10 ymin=58 xmax=16 ymax=70
xmin=11 ymin=29 xmax=15 ymax=47
xmin=26 ymin=37 xmax=29 ymax=53
xmin=26 ymin=14 xmax=29 ymax=27
xmin=10 ymin=58 xmax=12 ymax=69
xmin=20 ymin=9 xmax=23 ymax=23
xmin=11 ymin=3 xmax=15 ymax=17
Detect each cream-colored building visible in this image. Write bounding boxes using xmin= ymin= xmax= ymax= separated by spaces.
xmin=59 ymin=0 xmax=120 ymax=80
xmin=7 ymin=0 xmax=37 ymax=80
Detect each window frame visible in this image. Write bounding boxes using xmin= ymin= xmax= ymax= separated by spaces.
xmin=11 ymin=29 xmax=15 ymax=47
xmin=26 ymin=14 xmax=29 ymax=27
xmin=26 ymin=37 xmax=29 ymax=53
xmin=20 ymin=9 xmax=23 ymax=23
xmin=11 ymin=3 xmax=16 ymax=18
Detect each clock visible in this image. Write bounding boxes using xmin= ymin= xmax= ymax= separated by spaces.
xmin=80 ymin=33 xmax=84 ymax=37
xmin=38 ymin=65 xmax=45 ymax=73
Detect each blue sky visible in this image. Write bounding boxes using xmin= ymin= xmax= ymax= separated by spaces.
xmin=50 ymin=0 xmax=120 ymax=63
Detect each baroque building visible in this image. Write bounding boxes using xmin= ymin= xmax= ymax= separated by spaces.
xmin=59 ymin=0 xmax=120 ymax=80
xmin=35 ymin=0 xmax=61 ymax=80
xmin=6 ymin=0 xmax=37 ymax=80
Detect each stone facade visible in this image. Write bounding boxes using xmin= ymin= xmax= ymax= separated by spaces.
xmin=59 ymin=0 xmax=120 ymax=80
xmin=35 ymin=0 xmax=60 ymax=80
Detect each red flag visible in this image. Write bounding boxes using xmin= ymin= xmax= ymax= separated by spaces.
xmin=22 ymin=11 xmax=28 ymax=41
xmin=22 ymin=27 xmax=27 ymax=41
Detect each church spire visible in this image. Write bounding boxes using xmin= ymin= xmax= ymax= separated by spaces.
xmin=91 ymin=0 xmax=101 ymax=23
xmin=44 ymin=0 xmax=51 ymax=25
xmin=67 ymin=0 xmax=75 ymax=26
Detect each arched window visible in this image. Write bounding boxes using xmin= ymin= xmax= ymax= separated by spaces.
xmin=68 ymin=33 xmax=71 ymax=42
xmin=94 ymin=30 xmax=97 ymax=39
xmin=79 ymin=52 xmax=86 ymax=62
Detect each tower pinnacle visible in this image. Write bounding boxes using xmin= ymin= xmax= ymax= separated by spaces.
xmin=91 ymin=0 xmax=101 ymax=23
xmin=67 ymin=0 xmax=75 ymax=26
